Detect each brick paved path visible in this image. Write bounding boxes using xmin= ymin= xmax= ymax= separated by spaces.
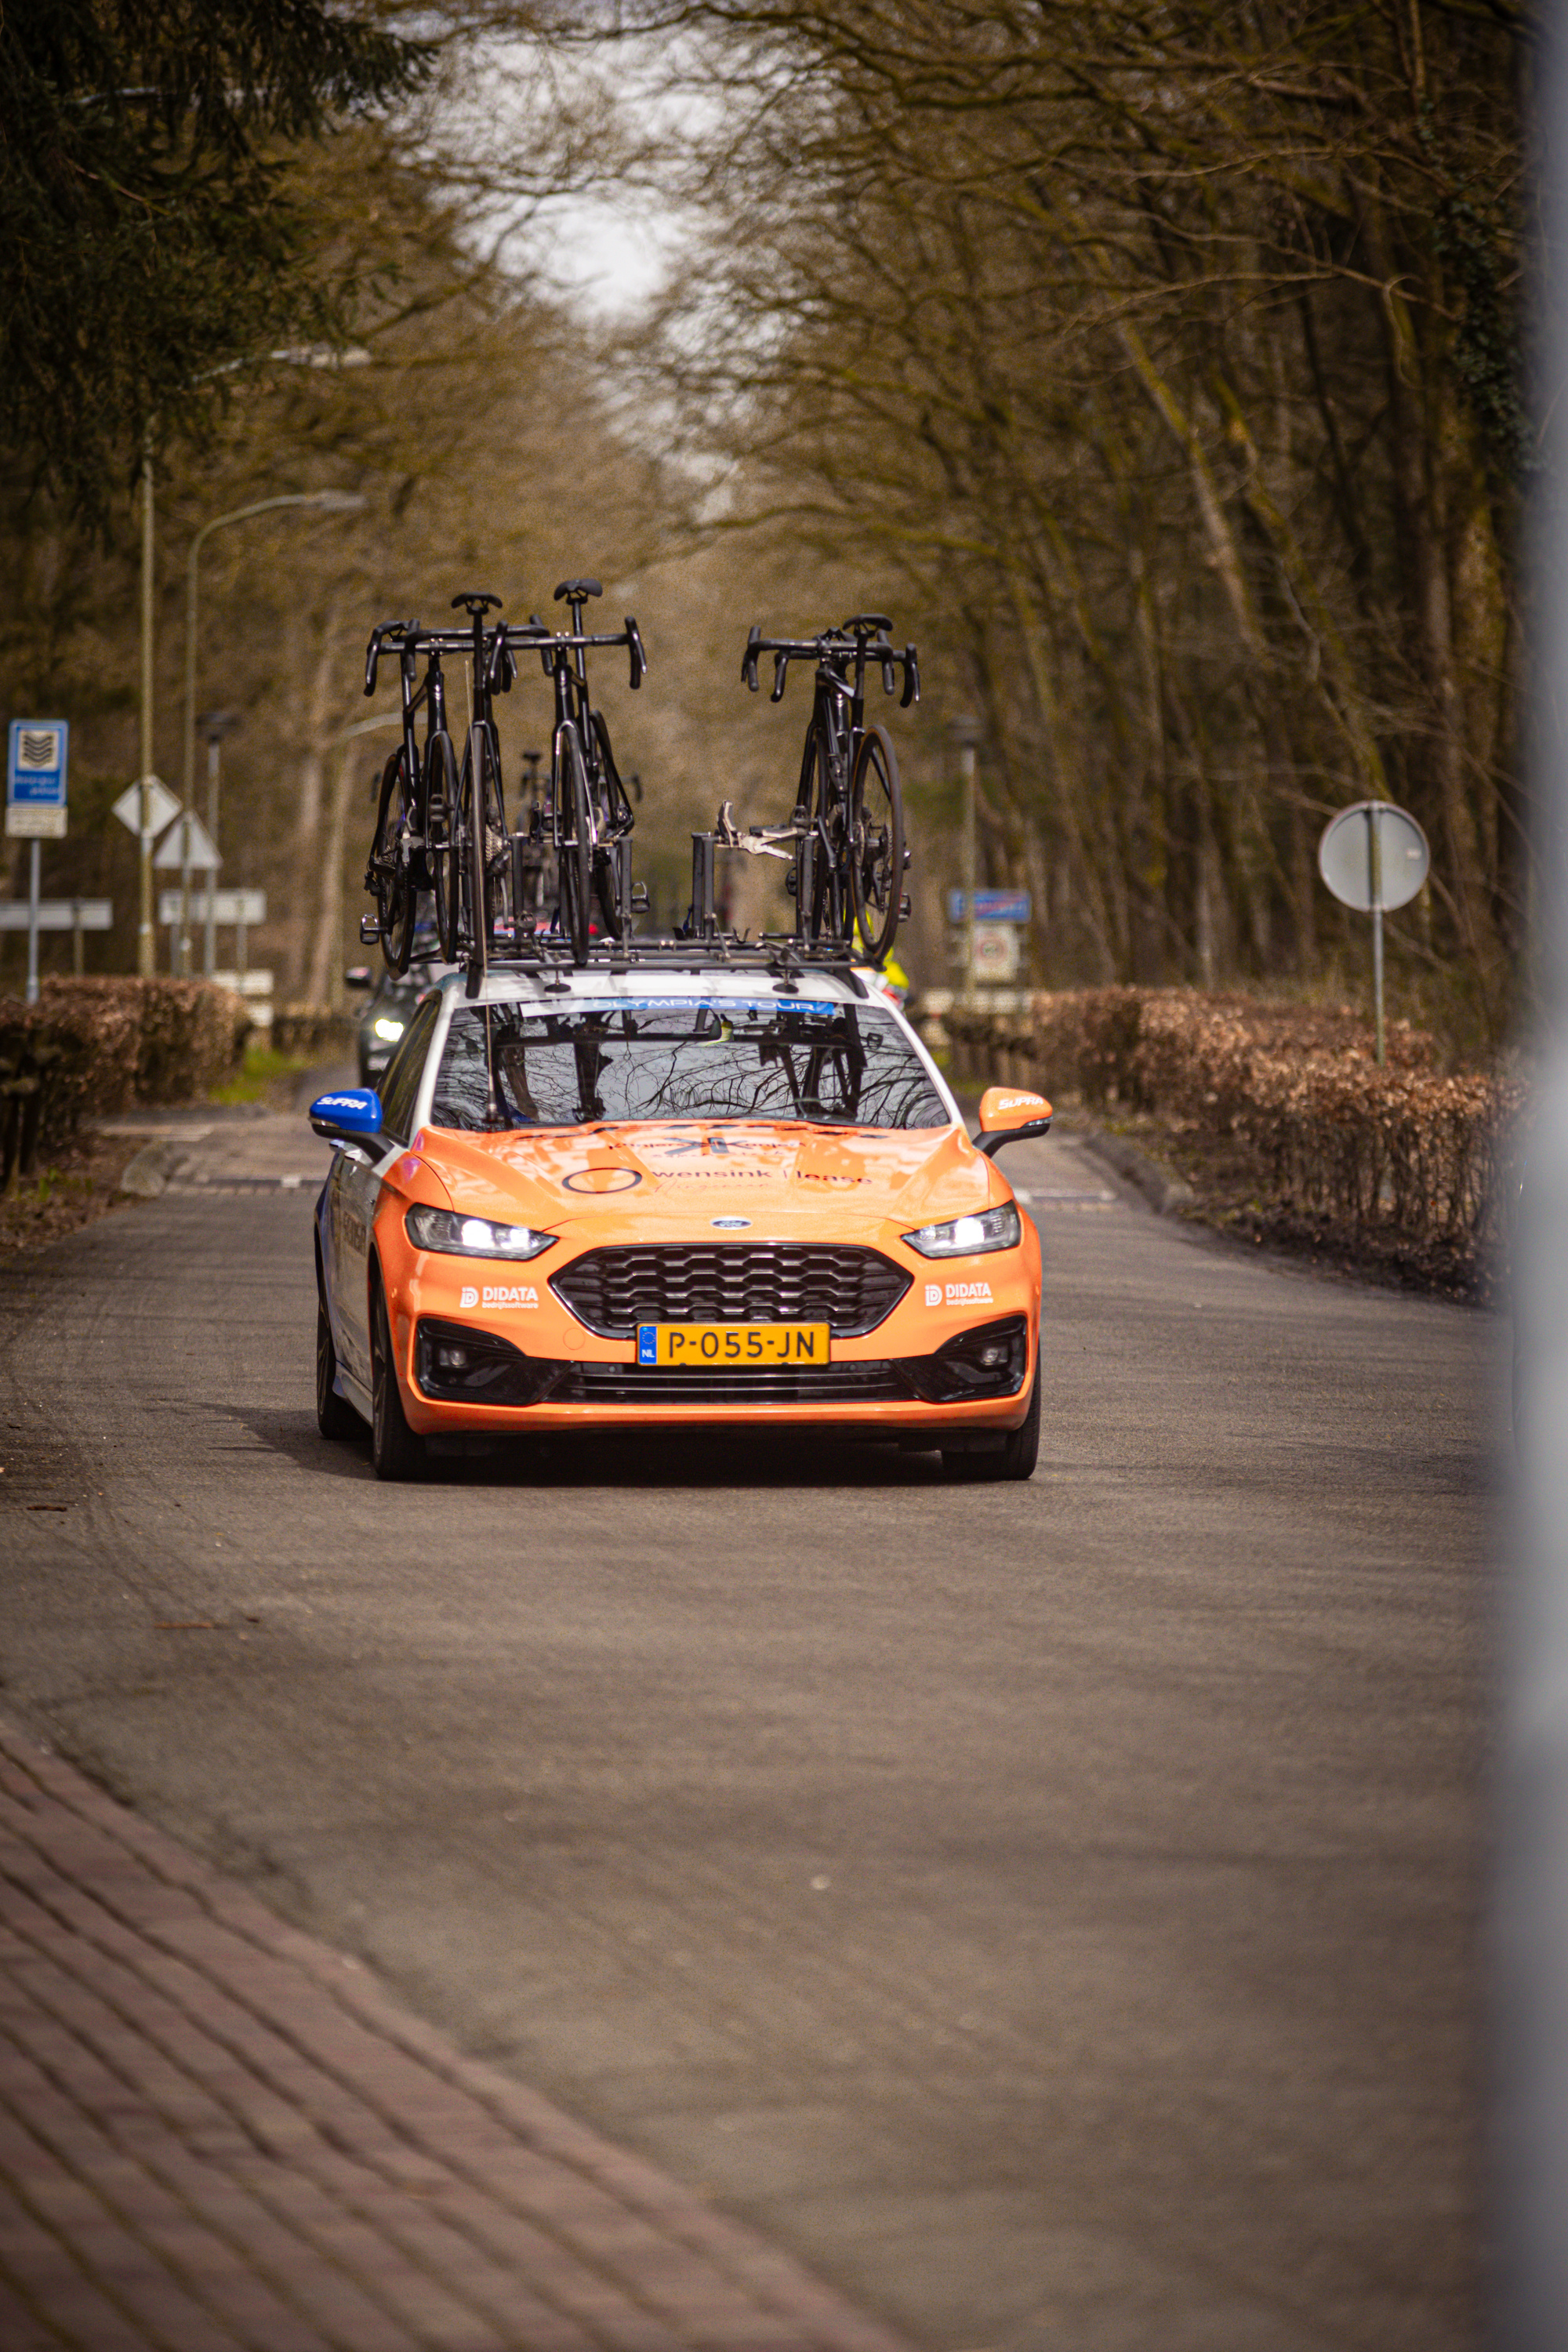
xmin=0 ymin=1719 xmax=912 ymax=2352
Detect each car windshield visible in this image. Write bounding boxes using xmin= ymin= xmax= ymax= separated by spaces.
xmin=428 ymin=998 xmax=949 ymax=1131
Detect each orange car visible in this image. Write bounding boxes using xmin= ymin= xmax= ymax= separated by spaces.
xmin=310 ymin=966 xmax=1051 ymax=1481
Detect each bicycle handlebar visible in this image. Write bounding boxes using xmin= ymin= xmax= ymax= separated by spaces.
xmin=487 ymin=615 xmax=647 ymax=695
xmin=365 ymin=619 xmax=496 ymax=696
xmin=741 ymin=621 xmax=920 ymax=710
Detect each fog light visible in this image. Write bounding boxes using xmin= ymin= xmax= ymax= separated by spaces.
xmin=415 ymin=1316 xmax=552 ymax=1407
xmin=902 ymin=1314 xmax=1029 ymax=1403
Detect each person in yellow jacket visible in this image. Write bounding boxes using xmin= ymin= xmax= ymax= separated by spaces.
xmin=854 ymin=944 xmax=910 ymax=1008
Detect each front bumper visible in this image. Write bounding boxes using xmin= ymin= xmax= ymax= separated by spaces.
xmin=383 ymin=1223 xmax=1041 ymax=1436
xmin=412 ymin=1310 xmax=1029 ymax=1418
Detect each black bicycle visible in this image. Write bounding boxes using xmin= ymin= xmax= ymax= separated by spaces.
xmin=490 ymin=579 xmax=646 ymax=965
xmin=446 ymin=591 xmax=511 ymax=971
xmin=741 ymin=613 xmax=916 ymax=960
xmin=364 ymin=599 xmax=510 ymax=973
xmin=362 ymin=615 xmax=463 ymax=974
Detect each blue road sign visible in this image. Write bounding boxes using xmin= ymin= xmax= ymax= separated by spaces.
xmin=948 ymin=887 xmax=1032 ymax=925
xmin=6 ymin=720 xmax=69 ymax=840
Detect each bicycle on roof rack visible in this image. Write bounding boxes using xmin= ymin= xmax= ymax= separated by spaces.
xmin=488 ymin=578 xmax=646 ymax=967
xmin=361 ymin=614 xmax=459 ymax=976
xmin=363 ymin=594 xmax=512 ymax=976
xmin=444 ymin=590 xmax=513 ymax=973
xmin=732 ymin=613 xmax=917 ymax=964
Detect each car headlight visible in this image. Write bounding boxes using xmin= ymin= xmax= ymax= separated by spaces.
xmin=405 ymin=1205 xmax=557 ymax=1260
xmin=372 ymin=1016 xmax=406 ymax=1042
xmin=902 ymin=1201 xmax=1022 ymax=1258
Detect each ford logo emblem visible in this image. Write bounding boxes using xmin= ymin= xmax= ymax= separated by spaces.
xmin=711 ymin=1216 xmax=751 ymax=1229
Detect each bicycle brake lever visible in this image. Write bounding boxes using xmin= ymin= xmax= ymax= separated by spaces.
xmin=770 ymin=649 xmax=789 ymax=703
xmin=364 ymin=629 xmax=383 ymax=697
xmin=486 ymin=626 xmax=517 ymax=695
xmin=626 ymin=618 xmax=646 ymax=690
xmin=880 ymin=650 xmax=896 ymax=696
xmin=901 ymin=645 xmax=920 ymax=709
xmin=742 ymin=625 xmax=761 ymax=692
xmin=528 ymin=615 xmax=552 ymax=677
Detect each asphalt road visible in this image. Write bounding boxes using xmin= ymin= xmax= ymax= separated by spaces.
xmin=0 ymin=1108 xmax=1501 ymax=2352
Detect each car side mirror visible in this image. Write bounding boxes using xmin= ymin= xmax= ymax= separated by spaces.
xmin=310 ymin=1087 xmax=383 ymax=1145
xmin=975 ymin=1084 xmax=1053 ymax=1158
xmin=343 ymin=965 xmax=375 ymax=991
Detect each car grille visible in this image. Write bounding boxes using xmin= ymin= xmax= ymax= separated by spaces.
xmin=548 ymin=1359 xmax=914 ymax=1405
xmin=550 ymin=1244 xmax=910 ymax=1340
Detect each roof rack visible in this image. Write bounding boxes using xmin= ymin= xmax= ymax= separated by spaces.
xmin=437 ymin=928 xmax=871 ymax=997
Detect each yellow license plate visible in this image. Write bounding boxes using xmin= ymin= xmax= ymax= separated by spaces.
xmin=637 ymin=1323 xmax=829 ymax=1367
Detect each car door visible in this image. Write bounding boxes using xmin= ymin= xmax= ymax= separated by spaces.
xmin=336 ymin=992 xmax=442 ymax=1385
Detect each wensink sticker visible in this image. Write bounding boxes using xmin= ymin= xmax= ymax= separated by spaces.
xmin=459 ymin=1284 xmax=539 ymax=1309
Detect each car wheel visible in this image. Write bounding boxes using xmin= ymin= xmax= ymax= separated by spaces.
xmin=370 ymin=1279 xmax=424 ymax=1481
xmin=316 ymin=1268 xmax=363 ymax=1440
xmin=942 ymin=1360 xmax=1040 ymax=1483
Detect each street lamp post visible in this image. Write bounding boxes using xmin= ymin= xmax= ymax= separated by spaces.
xmin=197 ymin=710 xmax=241 ymax=978
xmin=134 ymin=344 xmax=371 ymax=978
xmin=178 ymin=488 xmax=366 ymax=972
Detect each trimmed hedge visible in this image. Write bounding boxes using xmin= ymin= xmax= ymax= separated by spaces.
xmin=0 ymin=977 xmax=249 ymax=1185
xmin=935 ymin=986 xmax=1523 ymax=1274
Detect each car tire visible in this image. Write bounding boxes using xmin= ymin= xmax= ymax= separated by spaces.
xmin=942 ymin=1359 xmax=1040 ymax=1483
xmin=316 ymin=1266 xmax=363 ymax=1440
xmin=370 ymin=1279 xmax=424 ymax=1481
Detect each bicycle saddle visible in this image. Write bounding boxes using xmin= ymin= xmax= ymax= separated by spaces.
xmin=844 ymin=612 xmax=893 ymax=634
xmin=554 ymin=578 xmax=603 ymax=603
xmin=451 ymin=591 xmax=503 ymax=615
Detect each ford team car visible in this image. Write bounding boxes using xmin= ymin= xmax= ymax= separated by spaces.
xmin=309 ymin=966 xmax=1052 ymax=1481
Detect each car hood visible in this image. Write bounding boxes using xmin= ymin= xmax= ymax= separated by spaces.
xmin=411 ymin=1120 xmax=1004 ymax=1243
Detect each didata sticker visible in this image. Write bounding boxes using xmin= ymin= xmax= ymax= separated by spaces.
xmin=924 ymin=1283 xmax=942 ymax=1307
xmin=945 ymin=1280 xmax=993 ymax=1305
xmin=459 ymin=1282 xmax=539 ymax=1310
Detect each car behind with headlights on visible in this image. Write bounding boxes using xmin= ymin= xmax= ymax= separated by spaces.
xmin=310 ymin=965 xmax=1051 ymax=1482
xmin=345 ymin=959 xmax=450 ymax=1086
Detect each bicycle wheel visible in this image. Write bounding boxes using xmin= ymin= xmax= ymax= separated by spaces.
xmin=592 ymin=854 xmax=621 ymax=941
xmin=801 ymin=720 xmax=850 ymax=945
xmin=557 ymin=725 xmax=593 ymax=965
xmin=425 ymin=732 xmax=459 ymax=962
xmin=848 ymin=724 xmax=906 ymax=963
xmin=582 ymin=733 xmax=622 ymax=941
xmin=369 ymin=750 xmax=416 ymax=975
xmin=466 ymin=727 xmax=505 ymax=959
xmin=791 ymin=721 xmax=829 ymax=943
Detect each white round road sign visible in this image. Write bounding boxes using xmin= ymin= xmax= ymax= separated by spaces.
xmin=1318 ymin=800 xmax=1430 ymax=913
